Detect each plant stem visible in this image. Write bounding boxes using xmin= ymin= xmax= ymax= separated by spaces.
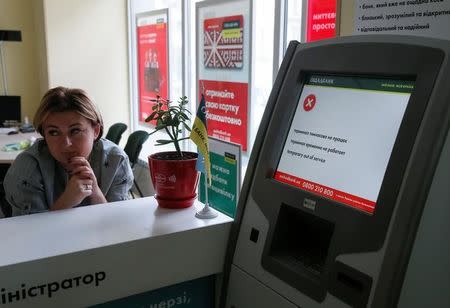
xmin=165 ymin=122 xmax=182 ymax=158
xmin=173 ymin=139 xmax=182 ymax=158
xmin=164 ymin=127 xmax=176 ymax=146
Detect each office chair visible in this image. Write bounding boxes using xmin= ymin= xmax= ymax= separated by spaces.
xmin=0 ymin=164 xmax=11 ymax=217
xmin=105 ymin=123 xmax=127 ymax=145
xmin=0 ymin=196 xmax=11 ymax=218
xmin=123 ymin=130 xmax=150 ymax=198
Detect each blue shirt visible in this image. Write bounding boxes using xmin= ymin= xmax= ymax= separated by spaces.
xmin=3 ymin=138 xmax=134 ymax=216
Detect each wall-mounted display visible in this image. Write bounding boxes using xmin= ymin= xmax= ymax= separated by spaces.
xmin=136 ymin=10 xmax=169 ymax=125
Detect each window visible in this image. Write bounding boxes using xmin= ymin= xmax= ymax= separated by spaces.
xmin=128 ymin=0 xmax=301 ymax=176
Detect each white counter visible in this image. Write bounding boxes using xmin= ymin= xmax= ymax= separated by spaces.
xmin=0 ymin=197 xmax=233 ymax=307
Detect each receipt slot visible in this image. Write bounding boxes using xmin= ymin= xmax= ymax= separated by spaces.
xmin=221 ymin=36 xmax=450 ymax=308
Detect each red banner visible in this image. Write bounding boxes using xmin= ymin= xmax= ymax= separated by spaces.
xmin=306 ymin=0 xmax=337 ymax=42
xmin=200 ymin=80 xmax=248 ymax=151
xmin=137 ymin=20 xmax=168 ymax=124
xmin=274 ymin=171 xmax=376 ymax=214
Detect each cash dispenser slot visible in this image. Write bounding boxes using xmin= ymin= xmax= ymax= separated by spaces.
xmin=262 ymin=203 xmax=334 ymax=301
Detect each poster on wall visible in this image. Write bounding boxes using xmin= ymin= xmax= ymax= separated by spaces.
xmin=204 ymin=15 xmax=244 ymax=69
xmin=197 ymin=0 xmax=251 ymax=152
xmin=136 ymin=10 xmax=169 ymax=125
xmin=354 ymin=0 xmax=450 ymax=40
xmin=200 ymin=79 xmax=248 ymax=151
xmin=199 ymin=137 xmax=241 ymax=218
xmin=306 ymin=0 xmax=337 ymax=42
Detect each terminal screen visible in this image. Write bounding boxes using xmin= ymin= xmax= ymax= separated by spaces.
xmin=274 ymin=74 xmax=414 ymax=214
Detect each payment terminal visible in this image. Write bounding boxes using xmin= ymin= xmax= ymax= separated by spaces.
xmin=222 ymin=35 xmax=450 ymax=308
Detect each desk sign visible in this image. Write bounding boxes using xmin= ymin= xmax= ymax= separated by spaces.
xmin=199 ymin=137 xmax=241 ymax=218
xmin=94 ymin=276 xmax=214 ymax=307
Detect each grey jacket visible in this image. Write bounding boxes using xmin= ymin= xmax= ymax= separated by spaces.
xmin=4 ymin=138 xmax=134 ymax=216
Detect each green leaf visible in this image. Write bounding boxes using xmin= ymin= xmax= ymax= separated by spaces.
xmin=156 ymin=139 xmax=173 ymax=145
xmin=179 ymin=113 xmax=189 ymax=120
xmin=146 ymin=95 xmax=194 ymax=152
xmin=145 ymin=111 xmax=158 ymax=122
xmin=182 ymin=122 xmax=191 ymax=132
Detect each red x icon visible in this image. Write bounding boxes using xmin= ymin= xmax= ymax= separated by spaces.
xmin=303 ymin=94 xmax=316 ymax=111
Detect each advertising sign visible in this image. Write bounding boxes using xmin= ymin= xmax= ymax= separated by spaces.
xmin=204 ymin=15 xmax=244 ymax=69
xmin=137 ymin=11 xmax=169 ymax=124
xmin=354 ymin=0 xmax=450 ymax=40
xmin=197 ymin=0 xmax=251 ymax=152
xmin=306 ymin=0 xmax=337 ymax=42
xmin=199 ymin=137 xmax=241 ymax=218
xmin=200 ymin=80 xmax=248 ymax=151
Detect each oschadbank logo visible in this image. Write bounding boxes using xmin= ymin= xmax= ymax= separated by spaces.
xmin=303 ymin=94 xmax=316 ymax=111
xmin=0 ymin=271 xmax=106 ymax=305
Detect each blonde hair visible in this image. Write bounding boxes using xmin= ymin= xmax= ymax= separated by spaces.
xmin=34 ymin=87 xmax=104 ymax=141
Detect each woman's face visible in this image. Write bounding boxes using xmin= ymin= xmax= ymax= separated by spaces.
xmin=42 ymin=111 xmax=100 ymax=170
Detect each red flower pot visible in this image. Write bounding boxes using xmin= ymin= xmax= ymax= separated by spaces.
xmin=148 ymin=151 xmax=199 ymax=208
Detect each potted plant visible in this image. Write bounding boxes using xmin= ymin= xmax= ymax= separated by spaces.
xmin=145 ymin=95 xmax=199 ymax=208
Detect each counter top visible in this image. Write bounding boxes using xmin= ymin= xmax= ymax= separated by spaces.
xmin=0 ymin=197 xmax=232 ymax=267
xmin=0 ymin=197 xmax=233 ymax=307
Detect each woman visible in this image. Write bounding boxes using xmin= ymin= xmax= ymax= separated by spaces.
xmin=3 ymin=86 xmax=134 ymax=216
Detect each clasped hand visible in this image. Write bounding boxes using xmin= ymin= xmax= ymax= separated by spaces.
xmin=64 ymin=156 xmax=100 ymax=206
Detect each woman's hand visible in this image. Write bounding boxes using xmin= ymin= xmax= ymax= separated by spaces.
xmin=51 ymin=156 xmax=106 ymax=211
xmin=68 ymin=156 xmax=107 ymax=205
xmin=63 ymin=173 xmax=94 ymax=205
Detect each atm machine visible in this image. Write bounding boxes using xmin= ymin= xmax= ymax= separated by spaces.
xmin=221 ymin=35 xmax=450 ymax=308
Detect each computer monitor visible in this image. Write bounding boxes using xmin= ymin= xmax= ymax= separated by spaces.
xmin=0 ymin=96 xmax=21 ymax=127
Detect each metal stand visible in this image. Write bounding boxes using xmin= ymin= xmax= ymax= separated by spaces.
xmin=196 ymin=172 xmax=218 ymax=219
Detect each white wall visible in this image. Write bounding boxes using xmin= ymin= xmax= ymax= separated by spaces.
xmin=0 ymin=0 xmax=43 ymax=121
xmin=339 ymin=0 xmax=355 ymax=36
xmin=43 ymin=0 xmax=131 ymax=141
xmin=33 ymin=0 xmax=49 ymax=96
